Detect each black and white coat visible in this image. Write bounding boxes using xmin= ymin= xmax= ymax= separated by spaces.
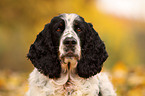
xmin=26 ymin=13 xmax=116 ymax=96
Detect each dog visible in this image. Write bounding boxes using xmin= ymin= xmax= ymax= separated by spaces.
xmin=26 ymin=13 xmax=116 ymax=96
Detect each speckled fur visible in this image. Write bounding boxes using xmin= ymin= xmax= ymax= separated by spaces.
xmin=26 ymin=69 xmax=116 ymax=96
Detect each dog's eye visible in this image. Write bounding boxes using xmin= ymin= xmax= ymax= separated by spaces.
xmin=76 ymin=27 xmax=81 ymax=32
xmin=56 ymin=28 xmax=61 ymax=32
xmin=56 ymin=23 xmax=64 ymax=32
xmin=74 ymin=22 xmax=82 ymax=32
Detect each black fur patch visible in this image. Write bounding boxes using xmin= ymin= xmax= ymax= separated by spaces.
xmin=27 ymin=16 xmax=65 ymax=78
xmin=76 ymin=19 xmax=108 ymax=78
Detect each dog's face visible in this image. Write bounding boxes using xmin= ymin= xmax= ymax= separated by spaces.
xmin=50 ymin=14 xmax=81 ymax=63
xmin=27 ymin=13 xmax=108 ymax=78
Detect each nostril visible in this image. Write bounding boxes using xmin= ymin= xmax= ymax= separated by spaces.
xmin=72 ymin=40 xmax=77 ymax=45
xmin=63 ymin=40 xmax=70 ymax=45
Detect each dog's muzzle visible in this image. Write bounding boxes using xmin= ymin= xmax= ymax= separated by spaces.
xmin=63 ymin=37 xmax=77 ymax=57
xmin=59 ymin=37 xmax=80 ymax=70
xmin=60 ymin=36 xmax=80 ymax=64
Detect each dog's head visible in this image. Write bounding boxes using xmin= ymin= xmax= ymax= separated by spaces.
xmin=27 ymin=13 xmax=108 ymax=78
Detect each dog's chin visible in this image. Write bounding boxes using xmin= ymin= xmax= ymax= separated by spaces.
xmin=60 ymin=52 xmax=79 ymax=70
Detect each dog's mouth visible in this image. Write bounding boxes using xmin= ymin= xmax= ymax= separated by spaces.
xmin=65 ymin=50 xmax=78 ymax=57
xmin=60 ymin=50 xmax=79 ymax=61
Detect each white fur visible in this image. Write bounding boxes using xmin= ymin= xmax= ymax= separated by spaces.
xmin=26 ymin=69 xmax=116 ymax=96
xmin=59 ymin=13 xmax=81 ymax=59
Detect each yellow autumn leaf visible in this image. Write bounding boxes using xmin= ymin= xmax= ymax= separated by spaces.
xmin=127 ymin=86 xmax=145 ymax=96
xmin=112 ymin=62 xmax=128 ymax=85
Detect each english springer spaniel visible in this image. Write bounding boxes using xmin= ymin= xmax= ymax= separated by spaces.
xmin=26 ymin=13 xmax=116 ymax=96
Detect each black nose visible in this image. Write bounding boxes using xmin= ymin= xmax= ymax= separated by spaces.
xmin=63 ymin=37 xmax=77 ymax=46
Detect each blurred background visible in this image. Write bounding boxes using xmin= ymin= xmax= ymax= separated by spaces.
xmin=0 ymin=0 xmax=145 ymax=96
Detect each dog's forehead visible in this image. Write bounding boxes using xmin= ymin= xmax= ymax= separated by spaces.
xmin=59 ymin=13 xmax=80 ymax=25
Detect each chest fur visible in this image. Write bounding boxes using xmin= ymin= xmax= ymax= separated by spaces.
xmin=28 ymin=69 xmax=100 ymax=96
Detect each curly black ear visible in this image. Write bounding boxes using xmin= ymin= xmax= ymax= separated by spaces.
xmin=27 ymin=24 xmax=61 ymax=78
xmin=77 ymin=23 xmax=108 ymax=78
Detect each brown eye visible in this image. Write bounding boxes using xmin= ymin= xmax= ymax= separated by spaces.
xmin=56 ymin=23 xmax=63 ymax=32
xmin=59 ymin=23 xmax=63 ymax=26
xmin=57 ymin=28 xmax=61 ymax=32
xmin=76 ymin=27 xmax=81 ymax=32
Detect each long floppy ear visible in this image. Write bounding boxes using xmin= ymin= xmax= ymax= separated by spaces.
xmin=77 ymin=23 xmax=108 ymax=78
xmin=27 ymin=24 xmax=61 ymax=78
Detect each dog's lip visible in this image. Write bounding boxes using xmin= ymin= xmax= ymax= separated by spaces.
xmin=60 ymin=52 xmax=79 ymax=60
xmin=65 ymin=50 xmax=74 ymax=57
